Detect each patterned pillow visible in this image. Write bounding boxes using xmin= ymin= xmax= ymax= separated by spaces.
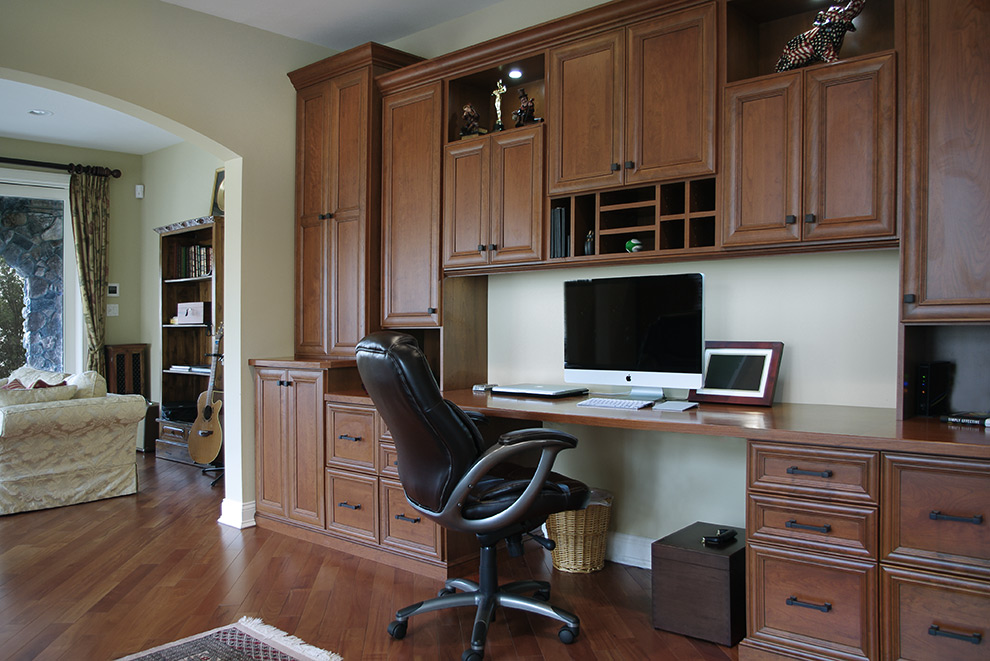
xmin=66 ymin=371 xmax=108 ymax=399
xmin=9 ymin=366 xmax=71 ymax=389
xmin=0 ymin=384 xmax=77 ymax=407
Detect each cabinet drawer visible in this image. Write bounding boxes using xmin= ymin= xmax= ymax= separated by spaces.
xmin=380 ymin=478 xmax=441 ymax=560
xmin=326 ymin=403 xmax=377 ymax=474
xmin=379 ymin=441 xmax=400 ymax=479
xmin=749 ymin=442 xmax=878 ymax=505
xmin=882 ymin=566 xmax=989 ymax=660
xmin=748 ymin=542 xmax=877 ymax=660
xmin=748 ymin=493 xmax=877 ymax=560
xmin=882 ymin=453 xmax=990 ymax=578
xmin=156 ymin=439 xmax=193 ymax=464
xmin=158 ymin=420 xmax=190 ymax=443
xmin=326 ymin=469 xmax=378 ymax=543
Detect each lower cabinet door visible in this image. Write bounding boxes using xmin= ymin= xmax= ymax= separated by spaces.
xmin=748 ymin=542 xmax=877 ymax=660
xmin=325 ymin=469 xmax=378 ymax=543
xmin=882 ymin=565 xmax=989 ymax=661
xmin=380 ymin=478 xmax=441 ymax=560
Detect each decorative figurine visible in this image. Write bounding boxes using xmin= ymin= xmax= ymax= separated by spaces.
xmin=460 ymin=103 xmax=486 ymax=137
xmin=775 ymin=0 xmax=866 ymax=72
xmin=584 ymin=230 xmax=595 ymax=256
xmin=491 ymin=79 xmax=507 ymax=131
xmin=512 ymin=88 xmax=542 ymax=127
xmin=625 ymin=238 xmax=643 ymax=253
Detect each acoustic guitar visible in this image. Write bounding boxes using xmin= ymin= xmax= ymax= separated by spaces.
xmin=189 ymin=324 xmax=223 ymax=465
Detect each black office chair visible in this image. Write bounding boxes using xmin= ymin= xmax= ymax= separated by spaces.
xmin=355 ymin=332 xmax=589 ymax=661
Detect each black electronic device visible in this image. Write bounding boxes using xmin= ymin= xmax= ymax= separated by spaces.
xmin=916 ymin=361 xmax=952 ymax=416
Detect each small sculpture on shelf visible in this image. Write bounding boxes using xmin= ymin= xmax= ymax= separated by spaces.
xmin=460 ymin=103 xmax=487 ymax=137
xmin=775 ymin=0 xmax=866 ymax=72
xmin=584 ymin=230 xmax=595 ymax=256
xmin=491 ymin=79 xmax=507 ymax=132
xmin=512 ymin=88 xmax=543 ymax=127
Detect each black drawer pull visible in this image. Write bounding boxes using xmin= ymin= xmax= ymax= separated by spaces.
xmin=338 ymin=434 xmax=362 ymax=442
xmin=785 ymin=519 xmax=832 ymax=534
xmin=395 ymin=513 xmax=420 ymax=524
xmin=786 ymin=596 xmax=831 ymax=613
xmin=929 ymin=625 xmax=982 ymax=645
xmin=786 ymin=466 xmax=833 ymax=478
xmin=337 ymin=502 xmax=361 ymax=510
xmin=930 ymin=511 xmax=983 ymax=525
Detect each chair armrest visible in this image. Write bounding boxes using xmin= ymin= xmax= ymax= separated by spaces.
xmin=498 ymin=427 xmax=578 ymax=447
xmin=428 ymin=428 xmax=578 ymax=533
xmin=0 ymin=394 xmax=146 ymax=439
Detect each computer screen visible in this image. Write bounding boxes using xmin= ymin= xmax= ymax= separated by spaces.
xmin=563 ymin=273 xmax=704 ymax=396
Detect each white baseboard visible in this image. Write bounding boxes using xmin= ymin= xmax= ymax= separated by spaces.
xmin=218 ymin=498 xmax=257 ymax=529
xmin=606 ymin=531 xmax=653 ymax=569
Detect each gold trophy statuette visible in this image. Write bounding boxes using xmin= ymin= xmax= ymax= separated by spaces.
xmin=492 ymin=79 xmax=507 ymax=131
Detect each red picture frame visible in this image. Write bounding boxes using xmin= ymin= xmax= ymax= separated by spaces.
xmin=689 ymin=341 xmax=784 ymax=406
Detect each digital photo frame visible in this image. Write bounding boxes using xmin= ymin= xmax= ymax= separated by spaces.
xmin=689 ymin=341 xmax=783 ymax=406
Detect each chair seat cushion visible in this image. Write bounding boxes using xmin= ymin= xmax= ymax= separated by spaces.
xmin=463 ymin=463 xmax=589 ymax=520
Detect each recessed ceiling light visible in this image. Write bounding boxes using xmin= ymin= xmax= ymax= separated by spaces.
xmin=27 ymin=109 xmax=53 ymax=117
xmin=508 ymin=69 xmax=523 ymax=79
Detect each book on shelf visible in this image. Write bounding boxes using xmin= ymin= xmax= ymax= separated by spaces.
xmin=939 ymin=412 xmax=990 ymax=426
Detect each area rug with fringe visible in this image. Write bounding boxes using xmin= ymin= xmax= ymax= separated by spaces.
xmin=115 ymin=616 xmax=342 ymax=661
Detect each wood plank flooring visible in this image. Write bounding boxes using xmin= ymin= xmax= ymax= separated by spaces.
xmin=0 ymin=454 xmax=738 ymax=660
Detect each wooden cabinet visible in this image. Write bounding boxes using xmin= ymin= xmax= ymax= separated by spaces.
xmin=381 ymin=81 xmax=443 ymax=327
xmin=547 ymin=3 xmax=715 ymax=194
xmin=290 ymin=44 xmax=420 ymax=358
xmin=723 ymin=53 xmax=896 ymax=248
xmin=743 ymin=442 xmax=880 ymax=660
xmin=254 ymin=366 xmax=325 ymax=528
xmin=901 ymin=0 xmax=990 ymax=322
xmin=443 ymin=125 xmax=543 ymax=268
xmin=154 ymin=216 xmax=223 ymax=465
xmin=881 ymin=566 xmax=990 ymax=660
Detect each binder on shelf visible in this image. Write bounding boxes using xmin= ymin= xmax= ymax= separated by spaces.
xmin=550 ymin=207 xmax=570 ymax=258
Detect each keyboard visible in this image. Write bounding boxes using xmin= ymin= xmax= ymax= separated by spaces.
xmin=577 ymin=397 xmax=654 ymax=410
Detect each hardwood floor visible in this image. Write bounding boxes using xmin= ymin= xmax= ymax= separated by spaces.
xmin=0 ymin=454 xmax=739 ymax=660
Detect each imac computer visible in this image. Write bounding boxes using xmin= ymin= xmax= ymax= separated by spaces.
xmin=563 ymin=273 xmax=704 ymax=402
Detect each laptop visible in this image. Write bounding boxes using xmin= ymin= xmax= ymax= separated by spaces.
xmin=491 ymin=383 xmax=589 ymax=398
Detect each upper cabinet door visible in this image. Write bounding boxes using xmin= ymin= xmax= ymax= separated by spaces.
xmin=625 ymin=3 xmax=716 ymax=184
xmin=381 ymin=82 xmax=443 ymax=327
xmin=902 ymin=0 xmax=990 ymax=321
xmin=803 ymin=54 xmax=896 ymax=243
xmin=548 ymin=30 xmax=624 ymax=194
xmin=490 ymin=125 xmax=543 ymax=265
xmin=443 ymin=138 xmax=491 ymax=269
xmin=294 ymin=82 xmax=332 ymax=357
xmin=722 ymin=73 xmax=804 ymax=247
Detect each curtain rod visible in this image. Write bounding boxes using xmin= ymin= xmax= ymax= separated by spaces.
xmin=0 ymin=156 xmax=122 ymax=178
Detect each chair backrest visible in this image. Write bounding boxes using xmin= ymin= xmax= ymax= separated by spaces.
xmin=355 ymin=332 xmax=486 ymax=513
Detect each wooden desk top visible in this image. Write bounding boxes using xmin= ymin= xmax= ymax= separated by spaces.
xmin=443 ymin=390 xmax=990 ymax=460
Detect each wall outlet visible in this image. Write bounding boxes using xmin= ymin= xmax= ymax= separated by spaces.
xmin=107 ymin=303 xmax=119 ymax=317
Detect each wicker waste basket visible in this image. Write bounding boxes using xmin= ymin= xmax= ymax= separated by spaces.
xmin=545 ymin=489 xmax=613 ymax=573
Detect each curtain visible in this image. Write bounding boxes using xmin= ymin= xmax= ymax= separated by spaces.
xmin=69 ymin=172 xmax=110 ymax=376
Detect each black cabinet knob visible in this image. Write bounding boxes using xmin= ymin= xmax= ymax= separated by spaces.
xmin=610 ymin=162 xmax=621 ymax=172
xmin=804 ymin=213 xmax=816 ymax=224
xmin=624 ymin=160 xmax=635 ymax=169
xmin=785 ymin=215 xmax=797 ymax=225
xmin=427 ymin=307 xmax=437 ymax=315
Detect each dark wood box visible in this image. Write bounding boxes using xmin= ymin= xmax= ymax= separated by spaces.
xmin=652 ymin=521 xmax=746 ymax=646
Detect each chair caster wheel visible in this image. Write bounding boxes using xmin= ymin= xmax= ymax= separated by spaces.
xmin=461 ymin=649 xmax=484 ymax=661
xmin=438 ymin=587 xmax=456 ymax=597
xmin=558 ymin=625 xmax=579 ymax=644
xmin=533 ymin=588 xmax=550 ymax=601
xmin=387 ymin=620 xmax=407 ymax=640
